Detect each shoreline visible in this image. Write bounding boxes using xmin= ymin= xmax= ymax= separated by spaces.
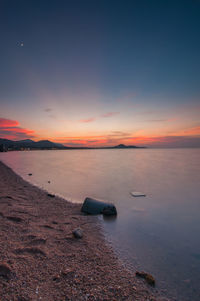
xmin=0 ymin=161 xmax=165 ymax=300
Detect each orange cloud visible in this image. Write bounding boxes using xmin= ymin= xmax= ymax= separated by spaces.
xmin=0 ymin=118 xmax=35 ymax=140
xmin=122 ymin=135 xmax=200 ymax=147
xmin=53 ymin=130 xmax=200 ymax=148
xmin=173 ymin=126 xmax=200 ymax=136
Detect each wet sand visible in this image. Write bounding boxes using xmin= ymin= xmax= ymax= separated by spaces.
xmin=0 ymin=160 xmax=166 ymax=300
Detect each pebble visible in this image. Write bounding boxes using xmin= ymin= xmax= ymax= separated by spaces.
xmin=72 ymin=228 xmax=83 ymax=239
xmin=136 ymin=271 xmax=155 ymax=286
xmin=0 ymin=263 xmax=11 ymax=279
xmin=47 ymin=193 xmax=55 ymax=198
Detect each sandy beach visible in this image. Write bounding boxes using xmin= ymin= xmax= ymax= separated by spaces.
xmin=0 ymin=160 xmax=165 ymax=301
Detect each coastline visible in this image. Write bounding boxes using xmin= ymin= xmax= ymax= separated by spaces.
xmin=0 ymin=161 xmax=163 ymax=300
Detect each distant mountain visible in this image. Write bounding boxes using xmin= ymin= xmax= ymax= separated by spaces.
xmin=114 ymin=144 xmax=140 ymax=149
xmin=16 ymin=139 xmax=35 ymax=144
xmin=0 ymin=138 xmax=66 ymax=150
xmin=34 ymin=140 xmax=61 ymax=148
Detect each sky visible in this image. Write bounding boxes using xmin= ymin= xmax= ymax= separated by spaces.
xmin=0 ymin=0 xmax=200 ymax=147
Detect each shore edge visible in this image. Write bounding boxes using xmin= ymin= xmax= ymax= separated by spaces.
xmin=0 ymin=160 xmax=165 ymax=300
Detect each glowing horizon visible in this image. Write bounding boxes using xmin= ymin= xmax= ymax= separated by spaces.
xmin=1 ymin=113 xmax=200 ymax=148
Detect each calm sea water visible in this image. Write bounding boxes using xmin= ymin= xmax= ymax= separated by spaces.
xmin=1 ymin=149 xmax=200 ymax=300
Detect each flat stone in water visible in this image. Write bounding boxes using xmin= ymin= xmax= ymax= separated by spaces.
xmin=130 ymin=192 xmax=146 ymax=197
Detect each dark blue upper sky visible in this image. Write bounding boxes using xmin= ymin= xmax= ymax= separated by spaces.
xmin=0 ymin=0 xmax=200 ymax=146
xmin=1 ymin=0 xmax=200 ymax=98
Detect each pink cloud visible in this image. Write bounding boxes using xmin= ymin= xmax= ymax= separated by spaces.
xmin=0 ymin=117 xmax=35 ymax=140
xmin=79 ymin=118 xmax=96 ymax=123
xmin=78 ymin=112 xmax=120 ymax=123
xmin=0 ymin=118 xmax=19 ymax=127
xmin=101 ymin=112 xmax=120 ymax=118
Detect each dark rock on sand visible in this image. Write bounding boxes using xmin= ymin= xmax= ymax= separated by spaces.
xmin=52 ymin=275 xmax=61 ymax=282
xmin=6 ymin=216 xmax=23 ymax=223
xmin=17 ymin=297 xmax=29 ymax=301
xmin=61 ymin=269 xmax=75 ymax=278
xmin=81 ymin=197 xmax=117 ymax=215
xmin=72 ymin=228 xmax=83 ymax=239
xmin=28 ymin=173 xmax=32 ymax=176
xmin=136 ymin=271 xmax=155 ymax=286
xmin=47 ymin=193 xmax=55 ymax=198
xmin=0 ymin=263 xmax=12 ymax=279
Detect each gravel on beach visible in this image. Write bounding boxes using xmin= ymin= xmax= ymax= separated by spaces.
xmin=0 ymin=160 xmax=166 ymax=301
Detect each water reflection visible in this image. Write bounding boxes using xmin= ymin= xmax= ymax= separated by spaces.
xmin=102 ymin=214 xmax=117 ymax=223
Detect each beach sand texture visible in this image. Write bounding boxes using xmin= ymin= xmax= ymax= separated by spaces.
xmin=0 ymin=161 xmax=162 ymax=301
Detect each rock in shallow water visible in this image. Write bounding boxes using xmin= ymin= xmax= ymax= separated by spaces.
xmin=102 ymin=206 xmax=117 ymax=216
xmin=81 ymin=197 xmax=117 ymax=216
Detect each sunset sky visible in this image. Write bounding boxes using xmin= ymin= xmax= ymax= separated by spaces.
xmin=0 ymin=0 xmax=200 ymax=147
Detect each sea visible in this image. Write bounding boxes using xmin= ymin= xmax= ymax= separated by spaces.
xmin=1 ymin=148 xmax=200 ymax=300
